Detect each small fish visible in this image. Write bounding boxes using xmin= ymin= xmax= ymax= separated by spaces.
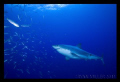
xmin=4 ymin=54 xmax=10 ymax=55
xmin=4 ymin=26 xmax=9 ymax=28
xmin=26 ymin=69 xmax=30 ymax=74
xmin=17 ymin=69 xmax=23 ymax=73
xmin=22 ymin=34 xmax=24 ymax=37
xmin=23 ymin=59 xmax=25 ymax=61
xmin=4 ymin=33 xmax=9 ymax=34
xmin=14 ymin=32 xmax=19 ymax=36
xmin=4 ymin=60 xmax=7 ymax=62
xmin=4 ymin=72 xmax=8 ymax=79
xmin=22 ymin=46 xmax=28 ymax=50
xmin=21 ymin=25 xmax=30 ymax=27
xmin=14 ymin=65 xmax=16 ymax=69
xmin=22 ymin=42 xmax=24 ymax=45
xmin=7 ymin=18 xmax=19 ymax=27
xmin=4 ymin=49 xmax=9 ymax=51
xmin=18 ymin=15 xmax=21 ymax=21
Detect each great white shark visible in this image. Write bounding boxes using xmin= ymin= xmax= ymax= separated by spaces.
xmin=52 ymin=44 xmax=104 ymax=65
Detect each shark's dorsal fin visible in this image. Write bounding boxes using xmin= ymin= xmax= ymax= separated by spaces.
xmin=77 ymin=43 xmax=82 ymax=49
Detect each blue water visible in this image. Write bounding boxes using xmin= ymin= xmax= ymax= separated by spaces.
xmin=4 ymin=4 xmax=116 ymax=79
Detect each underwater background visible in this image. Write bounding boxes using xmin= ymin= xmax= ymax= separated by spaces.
xmin=4 ymin=4 xmax=116 ymax=79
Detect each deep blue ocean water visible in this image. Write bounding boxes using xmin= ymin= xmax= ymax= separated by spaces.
xmin=4 ymin=4 xmax=116 ymax=79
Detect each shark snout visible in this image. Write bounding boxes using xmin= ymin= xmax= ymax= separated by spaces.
xmin=52 ymin=45 xmax=60 ymax=49
xmin=52 ymin=45 xmax=56 ymax=49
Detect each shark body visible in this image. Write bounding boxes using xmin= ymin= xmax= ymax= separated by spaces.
xmin=52 ymin=44 xmax=104 ymax=64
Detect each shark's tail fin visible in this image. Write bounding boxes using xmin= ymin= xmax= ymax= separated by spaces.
xmin=100 ymin=54 xmax=105 ymax=65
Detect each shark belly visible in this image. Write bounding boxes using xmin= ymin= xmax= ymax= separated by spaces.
xmin=57 ymin=48 xmax=79 ymax=59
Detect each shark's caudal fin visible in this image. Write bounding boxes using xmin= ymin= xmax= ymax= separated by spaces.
xmin=100 ymin=54 xmax=105 ymax=65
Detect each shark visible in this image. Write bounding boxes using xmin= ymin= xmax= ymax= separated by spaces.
xmin=52 ymin=44 xmax=104 ymax=65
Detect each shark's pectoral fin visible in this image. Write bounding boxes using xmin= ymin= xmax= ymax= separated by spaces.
xmin=77 ymin=43 xmax=82 ymax=49
xmin=100 ymin=54 xmax=104 ymax=65
xmin=71 ymin=53 xmax=81 ymax=59
xmin=71 ymin=53 xmax=79 ymax=57
xmin=65 ymin=57 xmax=70 ymax=60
